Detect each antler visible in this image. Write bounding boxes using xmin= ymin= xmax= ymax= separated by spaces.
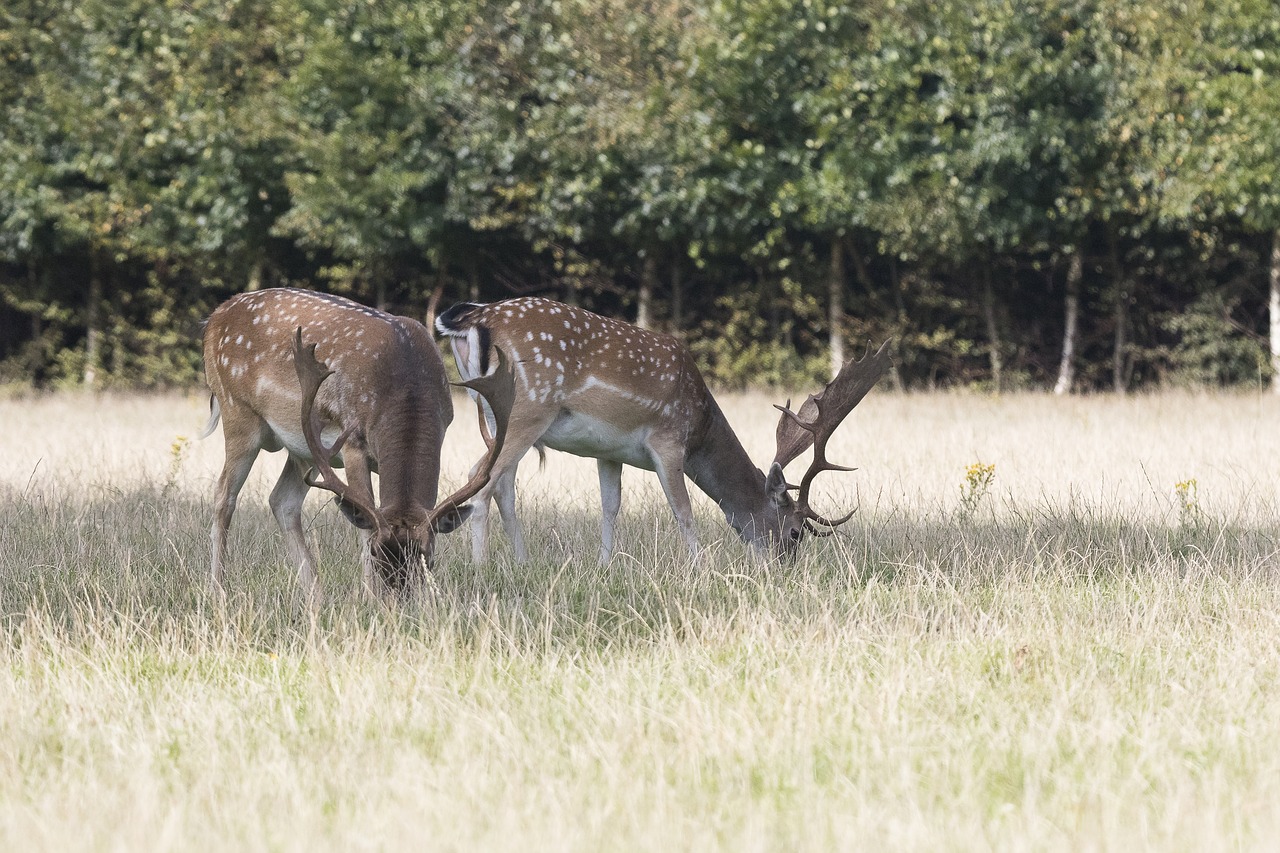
xmin=772 ymin=340 xmax=892 ymax=533
xmin=292 ymin=328 xmax=386 ymax=533
xmin=423 ymin=346 xmax=517 ymax=530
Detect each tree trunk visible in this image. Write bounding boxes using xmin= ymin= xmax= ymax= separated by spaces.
xmin=247 ymin=257 xmax=265 ymax=292
xmin=1113 ymin=290 xmax=1128 ymax=394
xmin=888 ymin=257 xmax=905 ymax=390
xmin=1270 ymin=229 xmax=1280 ymax=394
xmin=762 ymin=267 xmax=780 ymax=344
xmin=469 ymin=257 xmax=480 ymax=302
xmin=981 ymin=261 xmax=1003 ymax=393
xmin=426 ymin=260 xmax=448 ymax=329
xmin=83 ymin=254 xmax=102 ymax=388
xmin=828 ymin=239 xmax=846 ymax=379
xmin=637 ymin=253 xmax=656 ymax=329
xmin=374 ymin=278 xmax=388 ymax=311
xmin=23 ymin=265 xmax=47 ymax=382
xmin=848 ymin=240 xmax=884 ymax=311
xmin=110 ymin=316 xmax=124 ymax=378
xmin=670 ymin=262 xmax=684 ymax=338
xmin=1053 ymin=250 xmax=1083 ymax=396
xmin=1110 ymin=235 xmax=1129 ymax=395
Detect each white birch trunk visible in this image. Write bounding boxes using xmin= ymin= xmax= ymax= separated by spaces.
xmin=1270 ymin=230 xmax=1280 ymax=394
xmin=829 ymin=240 xmax=846 ymax=379
xmin=982 ymin=264 xmax=1003 ymax=393
xmin=1053 ymin=250 xmax=1083 ymax=396
xmin=83 ymin=257 xmax=102 ymax=388
xmin=637 ymin=254 xmax=656 ymax=330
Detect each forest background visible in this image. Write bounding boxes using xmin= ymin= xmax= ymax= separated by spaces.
xmin=3 ymin=0 xmax=1279 ymax=394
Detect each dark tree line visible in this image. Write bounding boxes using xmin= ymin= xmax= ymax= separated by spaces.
xmin=2 ymin=0 xmax=1279 ymax=392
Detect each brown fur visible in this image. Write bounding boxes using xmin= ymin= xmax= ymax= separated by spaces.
xmin=203 ymin=288 xmax=455 ymax=601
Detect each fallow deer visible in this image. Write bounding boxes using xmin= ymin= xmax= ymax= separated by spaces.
xmin=201 ymin=288 xmax=514 ymax=603
xmin=435 ymin=296 xmax=890 ymax=563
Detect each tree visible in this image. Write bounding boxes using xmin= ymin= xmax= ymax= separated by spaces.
xmin=1170 ymin=0 xmax=1280 ymax=390
xmin=275 ymin=0 xmax=474 ymax=307
xmin=0 ymin=0 xmax=295 ymax=386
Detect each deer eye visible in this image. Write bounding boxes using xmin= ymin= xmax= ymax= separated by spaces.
xmin=788 ymin=527 xmax=802 ymax=542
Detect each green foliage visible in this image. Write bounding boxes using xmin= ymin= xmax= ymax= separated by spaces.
xmin=274 ymin=0 xmax=471 ymax=281
xmin=1172 ymin=0 xmax=1280 ymax=231
xmin=2 ymin=0 xmax=1280 ymax=390
xmin=1160 ymin=291 xmax=1269 ymax=387
xmin=688 ymin=284 xmax=827 ymax=389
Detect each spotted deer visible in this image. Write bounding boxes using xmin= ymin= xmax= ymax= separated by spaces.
xmin=435 ymin=296 xmax=890 ymax=563
xmin=201 ymin=288 xmax=514 ymax=603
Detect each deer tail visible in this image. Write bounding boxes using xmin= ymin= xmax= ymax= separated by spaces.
xmin=197 ymin=395 xmax=221 ymax=440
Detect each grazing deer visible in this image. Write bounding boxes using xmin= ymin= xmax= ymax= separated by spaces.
xmin=201 ymin=288 xmax=514 ymax=603
xmin=435 ymin=296 xmax=890 ymax=563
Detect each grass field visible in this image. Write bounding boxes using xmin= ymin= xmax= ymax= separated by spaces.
xmin=3 ymin=388 xmax=1280 ymax=850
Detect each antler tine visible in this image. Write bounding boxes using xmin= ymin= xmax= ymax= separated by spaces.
xmin=804 ymin=507 xmax=856 ymax=530
xmin=772 ymin=395 xmax=821 ymax=470
xmin=803 ymin=517 xmax=850 ymax=537
xmin=793 ymin=425 xmax=857 ymax=524
xmin=292 ymin=328 xmax=385 ymax=531
xmin=424 ymin=346 xmax=517 ymax=528
xmin=788 ymin=339 xmax=893 ymax=528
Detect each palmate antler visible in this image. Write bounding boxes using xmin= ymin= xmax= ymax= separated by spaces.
xmin=293 ymin=328 xmax=517 ymax=539
xmin=424 ymin=346 xmax=516 ymax=531
xmin=772 ymin=340 xmax=892 ymax=535
xmin=293 ymin=328 xmax=386 ymax=533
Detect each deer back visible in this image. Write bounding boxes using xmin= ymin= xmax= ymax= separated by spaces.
xmin=437 ymin=297 xmax=714 ymax=443
xmin=204 ymin=288 xmax=452 ymax=516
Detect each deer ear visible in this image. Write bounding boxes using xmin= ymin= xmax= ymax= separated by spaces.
xmin=429 ymin=503 xmax=474 ymax=535
xmin=766 ymin=463 xmax=790 ymax=508
xmin=335 ymin=497 xmax=376 ymax=530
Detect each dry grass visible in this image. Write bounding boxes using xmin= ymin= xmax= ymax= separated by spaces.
xmin=2 ymin=389 xmax=1280 ymax=850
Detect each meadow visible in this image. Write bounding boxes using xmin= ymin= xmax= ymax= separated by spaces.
xmin=2 ymin=388 xmax=1279 ymax=850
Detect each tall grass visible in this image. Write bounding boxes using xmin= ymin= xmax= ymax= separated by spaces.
xmin=2 ymin=389 xmax=1279 ymax=850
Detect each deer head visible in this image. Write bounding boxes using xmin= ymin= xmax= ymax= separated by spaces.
xmin=762 ymin=339 xmax=894 ymax=559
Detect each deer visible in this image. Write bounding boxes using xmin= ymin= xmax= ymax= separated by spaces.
xmin=200 ymin=288 xmax=514 ymax=605
xmin=435 ymin=296 xmax=890 ymax=564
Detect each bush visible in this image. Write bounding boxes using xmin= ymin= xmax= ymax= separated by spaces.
xmin=687 ymin=286 xmax=828 ymax=391
xmin=1160 ymin=292 xmax=1270 ymax=388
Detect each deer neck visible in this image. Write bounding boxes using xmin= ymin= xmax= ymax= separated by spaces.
xmin=380 ymin=442 xmax=439 ymax=519
xmin=364 ymin=393 xmax=447 ymax=522
xmin=685 ymin=395 xmax=768 ymax=538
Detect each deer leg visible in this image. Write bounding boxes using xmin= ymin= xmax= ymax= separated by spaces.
xmin=210 ymin=416 xmax=264 ymax=593
xmin=597 ymin=459 xmax=623 ymax=564
xmin=467 ymin=455 xmax=494 ymax=565
xmin=353 ymin=526 xmax=395 ymax=604
xmin=491 ymin=464 xmax=528 ymax=563
xmin=468 ymin=492 xmax=492 ymax=563
xmin=470 ymin=411 xmax=555 ymax=563
xmin=269 ymin=456 xmax=321 ymax=608
xmin=334 ymin=449 xmax=384 ymax=593
xmin=649 ymin=445 xmax=700 ymax=561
